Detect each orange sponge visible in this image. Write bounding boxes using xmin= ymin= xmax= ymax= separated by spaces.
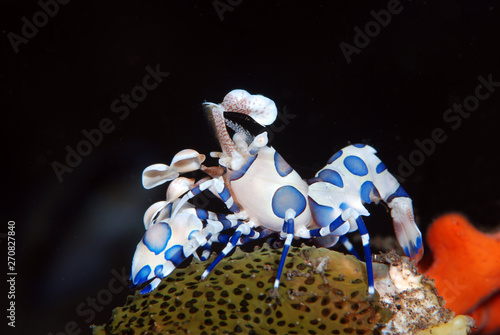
xmin=470 ymin=292 xmax=500 ymax=334
xmin=420 ymin=214 xmax=500 ymax=333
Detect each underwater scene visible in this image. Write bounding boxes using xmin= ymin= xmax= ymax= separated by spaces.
xmin=4 ymin=1 xmax=500 ymax=334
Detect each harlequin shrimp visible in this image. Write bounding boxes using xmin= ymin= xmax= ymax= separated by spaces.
xmin=130 ymin=89 xmax=424 ymax=295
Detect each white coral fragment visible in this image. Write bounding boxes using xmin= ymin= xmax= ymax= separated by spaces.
xmin=373 ymin=252 xmax=475 ymax=335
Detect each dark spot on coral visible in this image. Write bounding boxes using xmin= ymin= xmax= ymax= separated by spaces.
xmin=305 ymin=277 xmax=315 ymax=285
xmin=296 ymin=263 xmax=307 ymax=270
xmin=218 ymin=310 xmax=227 ymax=320
xmin=257 ymin=281 xmax=264 ymax=288
xmin=321 ymin=308 xmax=330 ymax=317
xmin=267 ymin=317 xmax=274 ymax=325
xmin=359 ymin=308 xmax=369 ymax=314
xmin=330 ymin=313 xmax=338 ymax=321
xmin=334 ymin=289 xmax=344 ymax=296
xmin=306 ymin=296 xmax=319 ymax=303
xmin=206 ymin=291 xmax=215 ymax=301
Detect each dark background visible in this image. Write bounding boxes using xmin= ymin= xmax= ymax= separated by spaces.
xmin=2 ymin=0 xmax=500 ymax=334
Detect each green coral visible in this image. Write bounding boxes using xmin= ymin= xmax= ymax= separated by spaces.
xmin=93 ymin=244 xmax=392 ymax=335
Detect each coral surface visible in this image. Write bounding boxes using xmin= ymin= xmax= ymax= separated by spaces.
xmin=94 ymin=245 xmax=391 ymax=334
xmin=94 ymin=243 xmax=475 ymax=335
